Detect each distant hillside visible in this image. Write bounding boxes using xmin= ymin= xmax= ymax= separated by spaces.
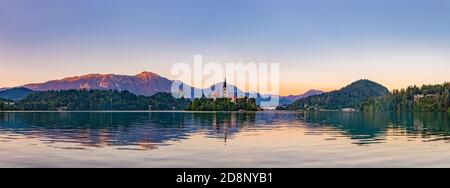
xmin=23 ymin=71 xmax=173 ymax=96
xmin=279 ymin=89 xmax=324 ymax=106
xmin=285 ymin=80 xmax=389 ymax=110
xmin=0 ymin=87 xmax=34 ymax=101
xmin=15 ymin=90 xmax=191 ymax=111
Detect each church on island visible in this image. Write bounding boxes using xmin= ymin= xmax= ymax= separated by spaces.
xmin=213 ymin=79 xmax=237 ymax=102
xmin=189 ymin=78 xmax=258 ymax=111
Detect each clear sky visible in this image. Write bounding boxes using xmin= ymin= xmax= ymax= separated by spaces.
xmin=1 ymin=0 xmax=449 ymax=95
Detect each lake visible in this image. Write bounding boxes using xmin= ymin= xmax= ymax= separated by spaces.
xmin=0 ymin=111 xmax=449 ymax=167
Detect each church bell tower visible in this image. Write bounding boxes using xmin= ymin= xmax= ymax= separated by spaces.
xmin=223 ymin=78 xmax=227 ymax=98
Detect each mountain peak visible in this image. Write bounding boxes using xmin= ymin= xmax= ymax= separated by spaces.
xmin=279 ymin=89 xmax=324 ymax=105
xmin=22 ymin=71 xmax=172 ymax=96
xmin=136 ymin=71 xmax=159 ymax=79
xmin=348 ymin=79 xmax=380 ymax=86
xmin=343 ymin=79 xmax=389 ymax=95
xmin=302 ymin=89 xmax=324 ymax=96
xmin=61 ymin=73 xmax=113 ymax=82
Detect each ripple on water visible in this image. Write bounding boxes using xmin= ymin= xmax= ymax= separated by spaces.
xmin=0 ymin=111 xmax=449 ymax=167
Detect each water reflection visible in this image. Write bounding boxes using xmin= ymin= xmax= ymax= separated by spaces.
xmin=302 ymin=111 xmax=450 ymax=145
xmin=0 ymin=112 xmax=260 ymax=150
xmin=0 ymin=111 xmax=449 ymax=150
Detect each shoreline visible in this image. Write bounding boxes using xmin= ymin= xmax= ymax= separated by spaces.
xmin=0 ymin=110 xmax=263 ymax=113
xmin=0 ymin=110 xmax=447 ymax=113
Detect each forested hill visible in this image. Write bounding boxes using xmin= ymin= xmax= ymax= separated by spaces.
xmin=12 ymin=90 xmax=191 ymax=111
xmin=285 ymin=79 xmax=389 ymax=110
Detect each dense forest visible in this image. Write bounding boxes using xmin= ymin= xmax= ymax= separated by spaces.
xmin=1 ymin=90 xmax=191 ymax=111
xmin=284 ymin=80 xmax=389 ymax=111
xmin=189 ymin=97 xmax=258 ymax=111
xmin=362 ymin=83 xmax=450 ymax=112
xmin=147 ymin=92 xmax=191 ymax=110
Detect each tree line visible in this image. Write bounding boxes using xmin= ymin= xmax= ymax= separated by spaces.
xmin=362 ymin=83 xmax=450 ymax=112
xmin=0 ymin=89 xmax=191 ymax=111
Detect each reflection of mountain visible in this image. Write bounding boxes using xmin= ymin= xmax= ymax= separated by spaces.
xmin=301 ymin=111 xmax=450 ymax=145
xmin=0 ymin=112 xmax=259 ymax=150
xmin=0 ymin=112 xmax=308 ymax=149
xmin=0 ymin=112 xmax=191 ymax=149
xmin=1 ymin=112 xmax=449 ymax=149
xmin=301 ymin=112 xmax=392 ymax=144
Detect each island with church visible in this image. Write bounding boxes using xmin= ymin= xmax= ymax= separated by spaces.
xmin=188 ymin=79 xmax=259 ymax=111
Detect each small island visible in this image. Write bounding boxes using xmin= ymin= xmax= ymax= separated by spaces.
xmin=188 ymin=80 xmax=259 ymax=111
xmin=189 ymin=98 xmax=258 ymax=111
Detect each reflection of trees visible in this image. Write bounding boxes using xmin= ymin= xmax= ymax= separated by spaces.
xmin=1 ymin=111 xmax=448 ymax=149
xmin=412 ymin=112 xmax=450 ymax=141
xmin=301 ymin=111 xmax=450 ymax=145
xmin=0 ymin=112 xmax=259 ymax=150
xmin=301 ymin=111 xmax=391 ymax=145
xmin=0 ymin=112 xmax=197 ymax=150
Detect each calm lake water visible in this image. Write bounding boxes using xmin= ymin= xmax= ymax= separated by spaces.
xmin=0 ymin=111 xmax=450 ymax=167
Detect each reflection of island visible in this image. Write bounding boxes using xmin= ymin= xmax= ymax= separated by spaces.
xmin=0 ymin=111 xmax=449 ymax=150
xmin=0 ymin=112 xmax=258 ymax=150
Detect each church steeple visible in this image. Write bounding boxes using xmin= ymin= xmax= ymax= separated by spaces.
xmin=223 ymin=78 xmax=227 ymax=98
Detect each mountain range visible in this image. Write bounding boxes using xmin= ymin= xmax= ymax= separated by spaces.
xmin=0 ymin=71 xmax=323 ymax=106
xmin=278 ymin=89 xmax=324 ymax=106
xmin=6 ymin=71 xmax=400 ymax=111
xmin=23 ymin=71 xmax=173 ymax=97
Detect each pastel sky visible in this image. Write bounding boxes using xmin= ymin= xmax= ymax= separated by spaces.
xmin=1 ymin=0 xmax=449 ymax=95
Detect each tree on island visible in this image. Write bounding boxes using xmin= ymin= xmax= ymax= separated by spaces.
xmin=188 ymin=97 xmax=258 ymax=111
